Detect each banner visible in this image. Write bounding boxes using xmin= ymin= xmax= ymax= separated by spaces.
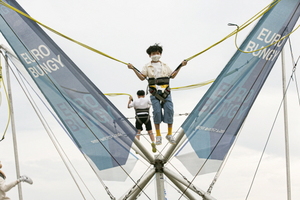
xmin=0 ymin=0 xmax=136 ymax=172
xmin=176 ymin=0 xmax=300 ymax=175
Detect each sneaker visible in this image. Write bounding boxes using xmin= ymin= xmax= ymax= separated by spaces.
xmin=166 ymin=135 xmax=176 ymax=145
xmin=151 ymin=143 xmax=157 ymax=153
xmin=19 ymin=175 xmax=33 ymax=184
xmin=156 ymin=136 xmax=162 ymax=145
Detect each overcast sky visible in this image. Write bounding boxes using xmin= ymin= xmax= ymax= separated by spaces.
xmin=1 ymin=0 xmax=300 ymax=199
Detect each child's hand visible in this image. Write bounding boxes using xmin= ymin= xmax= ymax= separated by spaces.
xmin=127 ymin=63 xmax=134 ymax=69
xmin=181 ymin=60 xmax=188 ymax=66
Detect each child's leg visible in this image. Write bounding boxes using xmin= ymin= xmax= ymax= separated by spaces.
xmin=136 ymin=130 xmax=141 ymax=140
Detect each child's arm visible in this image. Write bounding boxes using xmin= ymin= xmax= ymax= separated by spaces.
xmin=170 ymin=60 xmax=188 ymax=78
xmin=127 ymin=63 xmax=147 ymax=80
xmin=127 ymin=96 xmax=133 ymax=108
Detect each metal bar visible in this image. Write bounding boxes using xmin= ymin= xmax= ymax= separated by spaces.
xmin=164 ymin=170 xmax=197 ymax=200
xmin=156 ymin=172 xmax=165 ymax=200
xmin=119 ymin=168 xmax=155 ymax=200
xmin=5 ymin=53 xmax=23 ymax=200
xmin=163 ymin=128 xmax=186 ymax=161
xmin=164 ymin=167 xmax=216 ymax=200
xmin=281 ymin=49 xmax=291 ymax=200
xmin=132 ymin=138 xmax=154 ymax=164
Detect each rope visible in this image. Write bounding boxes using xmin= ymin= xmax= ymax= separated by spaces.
xmin=103 ymin=79 xmax=215 ymax=98
xmin=171 ymin=78 xmax=215 ymax=91
xmin=0 ymin=53 xmax=2 ymax=104
xmin=185 ymin=0 xmax=281 ymax=61
xmin=0 ymin=0 xmax=280 ymax=68
xmin=244 ymin=61 xmax=299 ymax=200
xmin=231 ymin=12 xmax=300 ymax=53
xmin=0 ymin=51 xmax=11 ymax=142
xmin=104 ymin=93 xmax=131 ymax=97
xmin=0 ymin=0 xmax=128 ymax=65
xmin=4 ymin=45 xmax=151 ymax=200
xmin=287 ymin=38 xmax=300 ymax=105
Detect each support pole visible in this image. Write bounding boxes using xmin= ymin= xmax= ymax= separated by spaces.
xmin=132 ymin=138 xmax=154 ymax=164
xmin=281 ymin=49 xmax=291 ymax=200
xmin=155 ymin=172 xmax=166 ymax=200
xmin=119 ymin=168 xmax=155 ymax=200
xmin=163 ymin=169 xmax=197 ymax=200
xmin=163 ymin=128 xmax=187 ymax=161
xmin=164 ymin=167 xmax=216 ymax=200
xmin=5 ymin=53 xmax=23 ymax=200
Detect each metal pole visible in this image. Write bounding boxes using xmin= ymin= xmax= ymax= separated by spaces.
xmin=163 ymin=128 xmax=187 ymax=161
xmin=163 ymin=168 xmax=197 ymax=200
xmin=5 ymin=53 xmax=23 ymax=200
xmin=132 ymin=138 xmax=154 ymax=164
xmin=119 ymin=168 xmax=155 ymax=200
xmin=281 ymin=49 xmax=291 ymax=200
xmin=155 ymin=172 xmax=165 ymax=200
xmin=164 ymin=167 xmax=216 ymax=200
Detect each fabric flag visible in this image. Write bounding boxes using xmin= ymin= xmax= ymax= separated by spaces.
xmin=0 ymin=0 xmax=137 ymax=176
xmin=176 ymin=0 xmax=300 ymax=175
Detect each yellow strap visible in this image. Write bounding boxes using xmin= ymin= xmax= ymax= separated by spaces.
xmin=233 ymin=23 xmax=300 ymax=54
xmin=104 ymin=93 xmax=131 ymax=97
xmin=149 ymin=84 xmax=169 ymax=89
xmin=231 ymin=0 xmax=300 ymax=53
xmin=0 ymin=54 xmax=12 ymax=141
xmin=104 ymin=78 xmax=215 ymax=97
xmin=0 ymin=0 xmax=128 ymax=65
xmin=186 ymin=0 xmax=281 ymax=61
xmin=0 ymin=0 xmax=282 ymax=66
xmin=171 ymin=79 xmax=215 ymax=91
xmin=0 ymin=56 xmax=2 ymax=88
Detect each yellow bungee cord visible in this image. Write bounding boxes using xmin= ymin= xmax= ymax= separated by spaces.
xmin=0 ymin=0 xmax=283 ymax=64
xmin=0 ymin=0 xmax=293 ymax=99
xmin=0 ymin=0 xmax=128 ymax=65
xmin=0 ymin=53 xmax=12 ymax=142
xmin=185 ymin=0 xmax=281 ymax=61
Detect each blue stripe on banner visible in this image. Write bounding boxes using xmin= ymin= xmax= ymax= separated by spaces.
xmin=178 ymin=0 xmax=300 ymax=162
xmin=0 ymin=0 xmax=136 ymax=170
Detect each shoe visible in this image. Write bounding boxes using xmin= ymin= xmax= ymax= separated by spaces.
xmin=19 ymin=175 xmax=33 ymax=184
xmin=166 ymin=135 xmax=176 ymax=145
xmin=156 ymin=136 xmax=162 ymax=145
xmin=151 ymin=143 xmax=157 ymax=153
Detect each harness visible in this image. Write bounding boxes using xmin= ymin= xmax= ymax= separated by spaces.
xmin=135 ymin=108 xmax=150 ymax=124
xmin=148 ymin=77 xmax=170 ymax=103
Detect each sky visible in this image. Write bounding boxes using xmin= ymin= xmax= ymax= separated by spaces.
xmin=1 ymin=0 xmax=300 ymax=199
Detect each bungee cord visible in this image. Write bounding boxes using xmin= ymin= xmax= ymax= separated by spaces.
xmin=2 ymin=0 xmax=299 ymax=199
xmin=287 ymin=37 xmax=300 ymax=105
xmin=185 ymin=0 xmax=282 ymax=61
xmin=230 ymin=16 xmax=300 ymax=54
xmin=103 ymin=78 xmax=215 ymax=98
xmin=3 ymin=53 xmax=99 ymax=200
xmin=1 ymin=44 xmax=151 ymax=200
xmin=0 ymin=0 xmax=284 ymax=69
xmin=0 ymin=51 xmax=11 ymax=142
xmin=0 ymin=0 xmax=128 ymax=65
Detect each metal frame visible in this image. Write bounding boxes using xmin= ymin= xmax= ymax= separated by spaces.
xmin=120 ymin=128 xmax=217 ymax=200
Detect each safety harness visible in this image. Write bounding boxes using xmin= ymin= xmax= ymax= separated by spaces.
xmin=148 ymin=77 xmax=170 ymax=103
xmin=135 ymin=108 xmax=150 ymax=124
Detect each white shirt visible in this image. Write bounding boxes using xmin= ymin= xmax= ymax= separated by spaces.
xmin=128 ymin=97 xmax=152 ymax=115
xmin=141 ymin=61 xmax=172 ymax=92
xmin=141 ymin=61 xmax=172 ymax=78
xmin=152 ymin=62 xmax=162 ymax=78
